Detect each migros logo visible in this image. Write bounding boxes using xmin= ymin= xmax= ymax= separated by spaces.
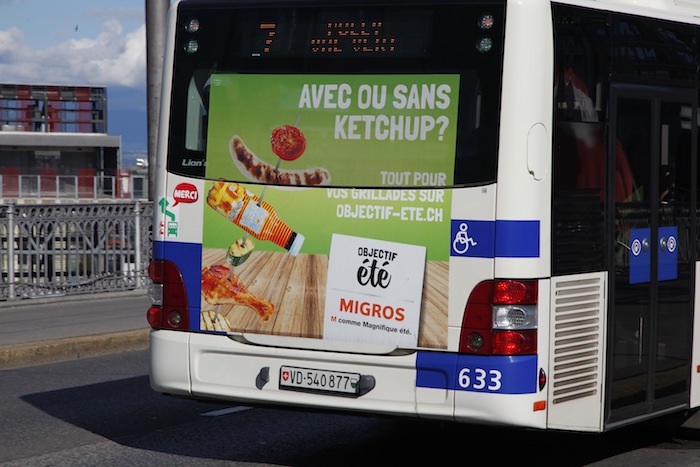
xmin=339 ymin=298 xmax=405 ymax=321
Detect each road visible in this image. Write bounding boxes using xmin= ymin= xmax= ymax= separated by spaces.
xmin=0 ymin=292 xmax=149 ymax=369
xmin=3 ymin=350 xmax=700 ymax=466
xmin=0 ymin=292 xmax=149 ymax=346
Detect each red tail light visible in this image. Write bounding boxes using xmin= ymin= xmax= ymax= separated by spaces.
xmin=494 ymin=280 xmax=538 ymax=304
xmin=491 ymin=330 xmax=537 ymax=354
xmin=459 ymin=279 xmax=538 ymax=355
xmin=147 ymin=259 xmax=190 ymax=330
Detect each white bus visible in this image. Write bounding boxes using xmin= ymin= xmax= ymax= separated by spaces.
xmin=148 ymin=0 xmax=700 ymax=432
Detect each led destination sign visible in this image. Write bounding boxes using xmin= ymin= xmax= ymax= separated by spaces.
xmin=243 ymin=9 xmax=432 ymax=58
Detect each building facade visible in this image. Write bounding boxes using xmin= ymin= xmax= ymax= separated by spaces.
xmin=0 ymin=83 xmax=129 ymax=200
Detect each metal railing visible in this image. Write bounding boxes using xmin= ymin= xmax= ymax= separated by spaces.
xmin=0 ymin=201 xmax=153 ymax=301
xmin=0 ymin=174 xmax=148 ymax=200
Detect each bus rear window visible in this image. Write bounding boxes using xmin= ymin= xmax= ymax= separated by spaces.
xmin=167 ymin=1 xmax=505 ymax=187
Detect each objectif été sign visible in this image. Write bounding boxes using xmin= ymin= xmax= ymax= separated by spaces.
xmin=323 ymin=233 xmax=426 ymax=346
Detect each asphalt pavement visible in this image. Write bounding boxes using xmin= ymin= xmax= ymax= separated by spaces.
xmin=0 ymin=289 xmax=151 ymax=369
xmin=3 ymin=288 xmax=700 ymax=432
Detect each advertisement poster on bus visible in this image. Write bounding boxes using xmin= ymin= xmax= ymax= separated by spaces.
xmin=200 ymin=73 xmax=459 ymax=349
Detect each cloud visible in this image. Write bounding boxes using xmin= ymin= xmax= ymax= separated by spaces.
xmin=0 ymin=19 xmax=146 ymax=88
xmin=0 ymin=27 xmax=24 ymax=58
xmin=86 ymin=7 xmax=145 ymax=25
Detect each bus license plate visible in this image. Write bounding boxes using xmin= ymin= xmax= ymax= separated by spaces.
xmin=279 ymin=366 xmax=360 ymax=395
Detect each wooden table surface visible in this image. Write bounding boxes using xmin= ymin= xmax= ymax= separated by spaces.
xmin=201 ymin=248 xmax=448 ymax=349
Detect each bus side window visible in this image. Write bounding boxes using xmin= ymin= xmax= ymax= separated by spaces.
xmin=552 ymin=15 xmax=611 ymax=274
xmin=184 ymin=70 xmax=211 ymax=152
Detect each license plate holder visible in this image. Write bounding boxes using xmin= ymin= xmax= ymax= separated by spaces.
xmin=279 ymin=365 xmax=361 ymax=395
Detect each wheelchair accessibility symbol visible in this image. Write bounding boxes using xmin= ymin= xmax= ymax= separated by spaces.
xmin=453 ymin=222 xmax=477 ymax=254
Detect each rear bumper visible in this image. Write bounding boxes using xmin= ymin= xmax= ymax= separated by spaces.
xmin=150 ymin=329 xmax=432 ymax=417
xmin=149 ymin=329 xmax=546 ymax=427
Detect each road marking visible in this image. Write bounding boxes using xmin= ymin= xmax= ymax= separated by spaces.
xmin=201 ymin=406 xmax=253 ymax=417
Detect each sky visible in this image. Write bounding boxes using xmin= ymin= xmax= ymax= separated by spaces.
xmin=0 ymin=0 xmax=174 ymax=162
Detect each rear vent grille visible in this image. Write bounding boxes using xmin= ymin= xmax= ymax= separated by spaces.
xmin=551 ymin=276 xmax=603 ymax=404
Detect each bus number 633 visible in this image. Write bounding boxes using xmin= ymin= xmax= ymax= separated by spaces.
xmin=459 ymin=367 xmax=502 ymax=391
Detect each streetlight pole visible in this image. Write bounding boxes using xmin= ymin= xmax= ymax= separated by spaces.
xmin=145 ymin=0 xmax=170 ymax=201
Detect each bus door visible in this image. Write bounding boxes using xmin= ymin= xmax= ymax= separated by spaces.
xmin=608 ymin=85 xmax=695 ymax=425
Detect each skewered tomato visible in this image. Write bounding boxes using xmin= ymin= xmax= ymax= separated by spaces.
xmin=270 ymin=125 xmax=306 ymax=161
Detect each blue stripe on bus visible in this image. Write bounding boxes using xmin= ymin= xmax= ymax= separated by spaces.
xmin=495 ymin=220 xmax=540 ymax=257
xmin=153 ymin=240 xmax=202 ymax=317
xmin=450 ymin=220 xmax=540 ymax=258
xmin=416 ymin=351 xmax=538 ymax=394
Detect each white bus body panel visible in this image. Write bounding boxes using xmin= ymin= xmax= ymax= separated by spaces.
xmin=151 ymin=328 xmax=551 ymax=425
xmin=151 ymin=327 xmax=458 ymax=419
xmin=454 ymin=391 xmax=545 ymax=427
xmin=691 ymin=263 xmax=700 ymax=408
xmin=452 ymin=278 xmax=551 ymax=429
xmin=152 ymin=0 xmax=179 ymax=242
xmin=188 ymin=332 xmax=424 ymax=416
xmin=546 ymin=272 xmax=607 ymax=432
xmin=150 ymin=330 xmax=192 ymax=396
xmin=447 ymin=184 xmax=496 ymax=349
xmin=495 ymin=0 xmax=553 ymax=281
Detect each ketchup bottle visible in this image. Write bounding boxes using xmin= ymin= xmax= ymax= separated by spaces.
xmin=207 ymin=182 xmax=304 ymax=255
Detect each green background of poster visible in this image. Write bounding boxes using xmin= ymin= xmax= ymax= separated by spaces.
xmin=202 ymin=74 xmax=459 ymax=261
xmin=205 ymin=74 xmax=460 ymax=186
xmin=202 ymin=182 xmax=452 ymax=261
